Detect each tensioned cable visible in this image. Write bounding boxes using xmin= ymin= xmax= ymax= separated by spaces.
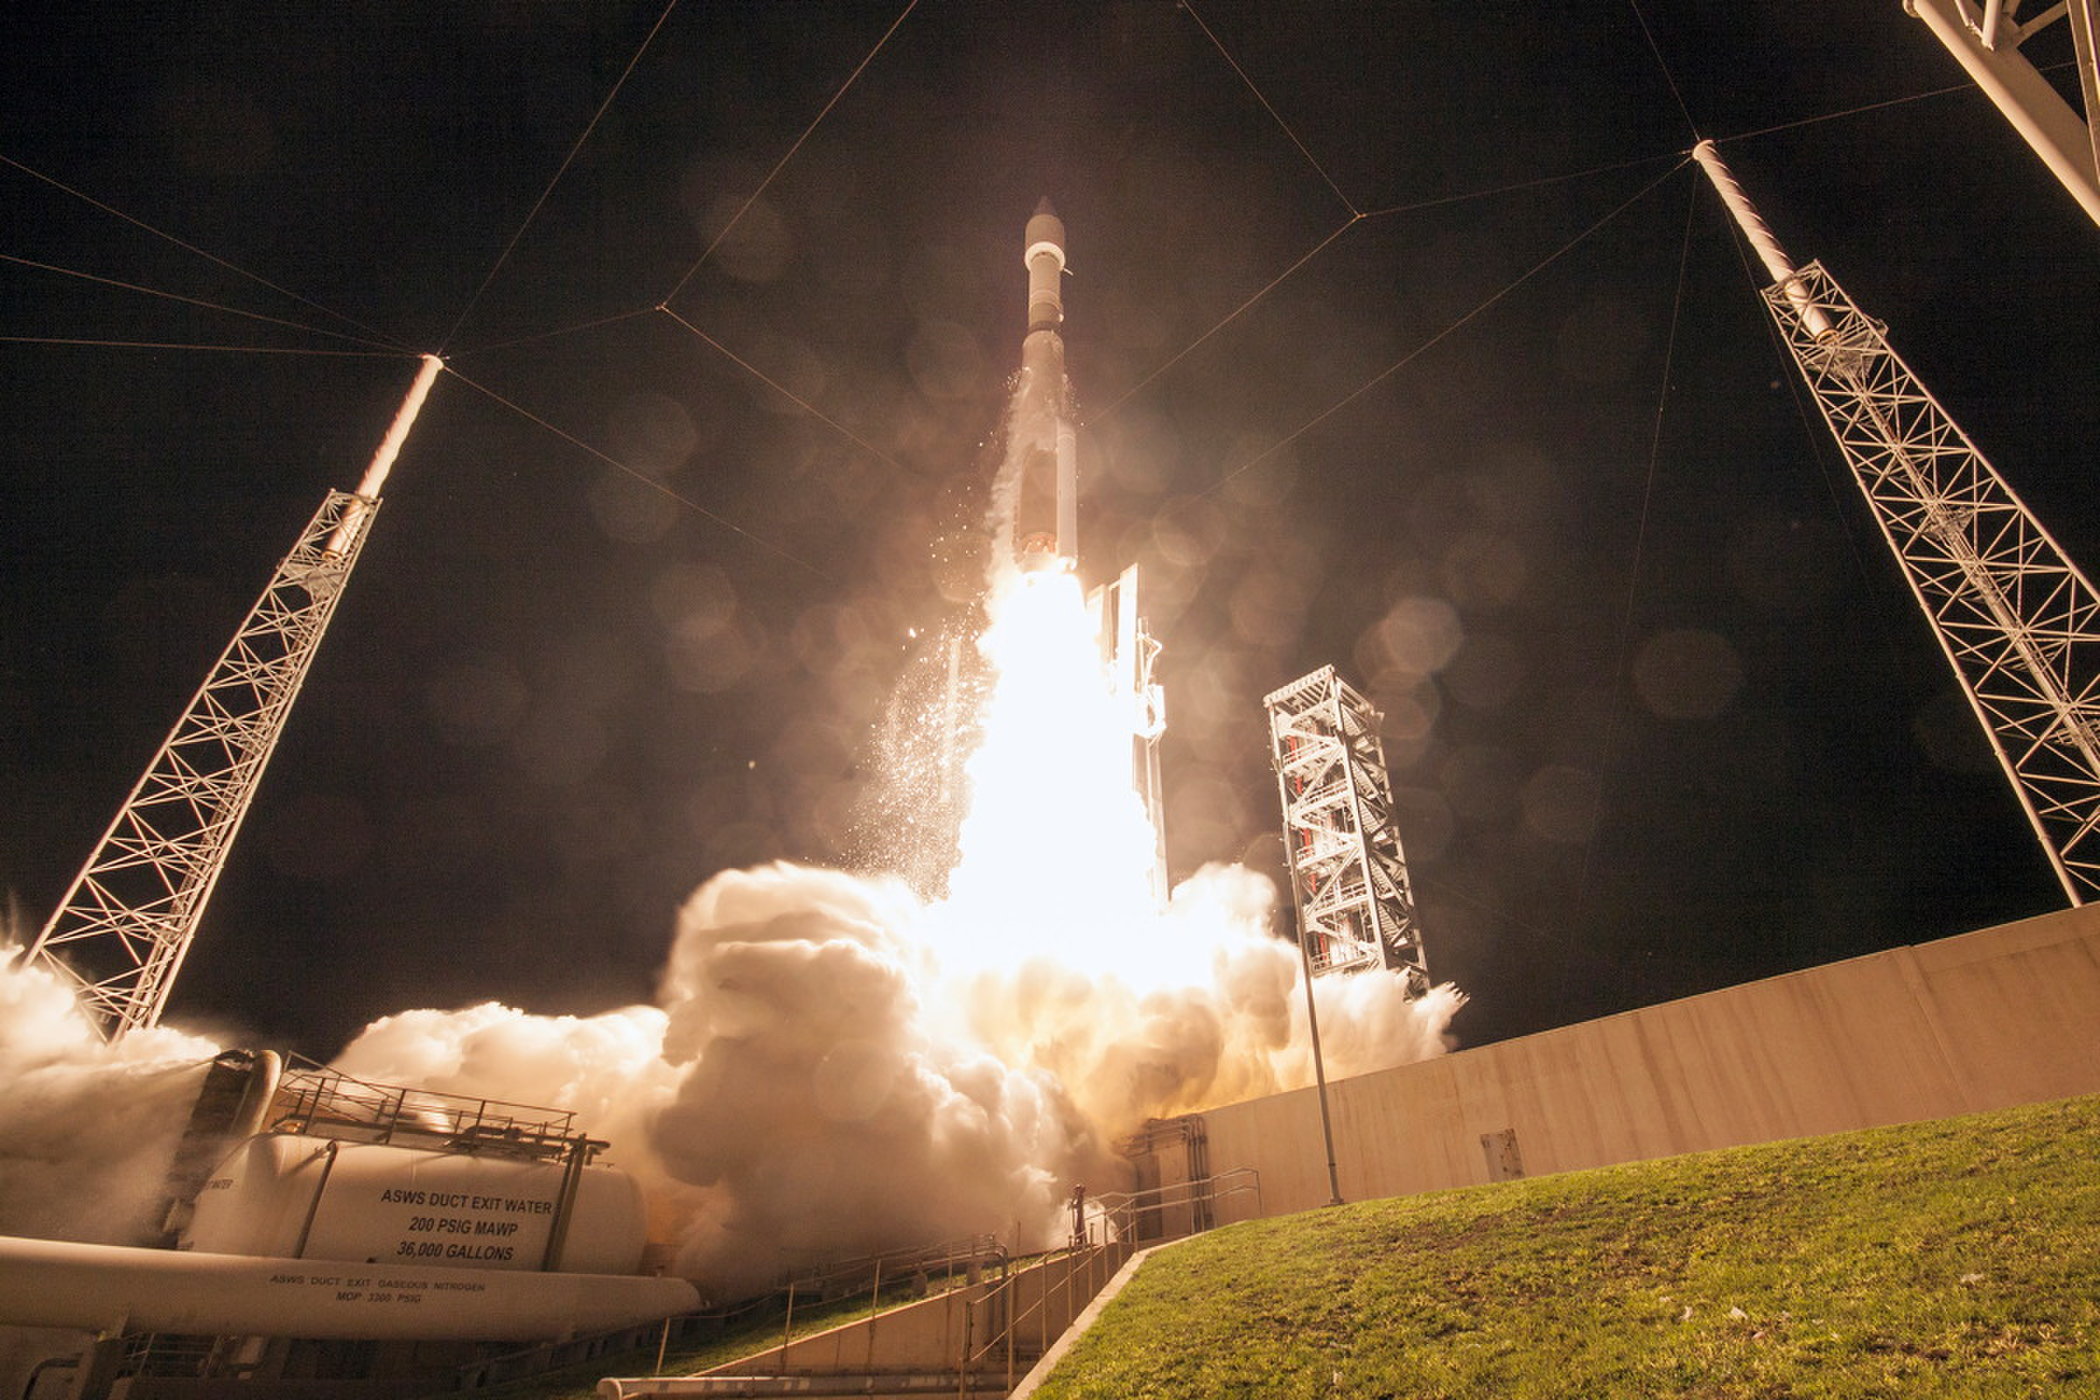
xmin=0 ymin=335 xmax=407 ymax=357
xmin=1355 ymin=149 xmax=1683 ymax=221
xmin=1185 ymin=158 xmax=1691 ymax=503
xmin=1097 ymin=150 xmax=1687 ymax=425
xmin=440 ymin=0 xmax=682 ymax=351
xmin=441 ymin=364 xmax=833 ymax=581
xmin=1575 ymin=172 xmax=1700 ymax=917
xmin=449 ymin=306 xmax=658 ymax=361
xmin=661 ymin=0 xmax=920 ymax=308
xmin=1179 ymin=0 xmax=1358 ymax=216
xmin=0 ymin=152 xmax=411 ymax=351
xmin=1713 ymin=187 xmax=1914 ymax=693
xmin=656 ymin=306 xmax=908 ymax=475
xmin=0 ymin=251 xmax=401 ymax=350
xmin=1095 ymin=217 xmax=1357 ymax=422
xmin=1627 ymin=0 xmax=1700 ymax=141
xmin=1718 ymin=80 xmax=1984 ymax=144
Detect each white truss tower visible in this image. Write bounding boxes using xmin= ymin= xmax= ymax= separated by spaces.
xmin=1264 ymin=665 xmax=1430 ymax=991
xmin=29 ymin=356 xmax=442 ymax=1038
xmin=1696 ymin=143 xmax=2100 ymax=905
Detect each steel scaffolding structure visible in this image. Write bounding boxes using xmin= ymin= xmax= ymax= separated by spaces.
xmin=1697 ymin=143 xmax=2100 ymax=905
xmin=28 ymin=355 xmax=441 ymax=1038
xmin=27 ymin=491 xmax=384 ymax=1036
xmin=1264 ymin=665 xmax=1431 ymax=991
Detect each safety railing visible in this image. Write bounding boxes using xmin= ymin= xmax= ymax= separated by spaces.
xmin=956 ymin=1237 xmax=1128 ymax=1397
xmin=1090 ymin=1165 xmax=1263 ymax=1241
xmin=270 ymin=1054 xmax=587 ymax=1160
xmin=784 ymin=1231 xmax=1008 ymax=1301
xmin=953 ymin=1168 xmax=1261 ymax=1394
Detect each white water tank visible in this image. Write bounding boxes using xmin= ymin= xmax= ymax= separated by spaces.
xmin=183 ymin=1135 xmax=647 ymax=1276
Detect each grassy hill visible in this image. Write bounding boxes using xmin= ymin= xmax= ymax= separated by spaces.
xmin=1028 ymin=1094 xmax=2100 ymax=1398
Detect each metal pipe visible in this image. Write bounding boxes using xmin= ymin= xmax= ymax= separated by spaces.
xmin=1270 ymin=726 xmax=1346 ymax=1207
xmin=1689 ymin=141 xmax=1835 ymax=340
xmin=864 ymin=1260 xmax=882 ymax=1376
xmin=0 ymin=1234 xmax=698 ymax=1341
xmin=353 ymin=353 xmax=444 ymax=498
xmin=540 ymin=1136 xmax=595 ymax=1272
xmin=289 ymin=1139 xmax=340 ymax=1259
xmin=326 ymin=353 xmax=443 ymax=556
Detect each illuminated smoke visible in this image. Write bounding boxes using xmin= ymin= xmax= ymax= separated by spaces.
xmin=0 ymin=948 xmax=218 ymax=1245
xmin=324 ymin=548 xmax=1464 ymax=1297
xmin=0 ymin=376 xmax=1463 ymax=1304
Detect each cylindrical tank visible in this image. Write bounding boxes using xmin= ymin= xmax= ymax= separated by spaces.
xmin=183 ymin=1135 xmax=647 ymax=1276
xmin=0 ymin=1235 xmax=697 ymax=1342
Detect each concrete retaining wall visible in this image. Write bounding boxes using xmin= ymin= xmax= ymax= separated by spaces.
xmin=703 ymin=1244 xmax=1131 ymax=1381
xmin=1194 ymin=901 xmax=2100 ymax=1221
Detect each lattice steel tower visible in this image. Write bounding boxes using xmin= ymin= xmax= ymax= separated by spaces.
xmin=28 ymin=355 xmax=444 ymax=1038
xmin=1265 ymin=665 xmax=1430 ymax=991
xmin=1695 ymin=141 xmax=2100 ymax=905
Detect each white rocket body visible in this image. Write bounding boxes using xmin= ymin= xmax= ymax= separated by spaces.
xmin=1013 ymin=199 xmax=1077 ymax=570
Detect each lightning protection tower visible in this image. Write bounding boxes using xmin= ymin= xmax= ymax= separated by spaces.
xmin=28 ymin=355 xmax=444 ymax=1039
xmin=1265 ymin=665 xmax=1431 ymax=993
xmin=1695 ymin=141 xmax=2100 ymax=905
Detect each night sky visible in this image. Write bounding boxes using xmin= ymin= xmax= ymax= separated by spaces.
xmin=4 ymin=2 xmax=2095 ymax=1061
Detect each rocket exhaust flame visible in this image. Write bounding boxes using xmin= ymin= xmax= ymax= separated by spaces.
xmin=0 ymin=203 xmax=1463 ymax=1313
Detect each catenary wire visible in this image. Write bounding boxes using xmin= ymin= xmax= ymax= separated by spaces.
xmin=1095 ymin=216 xmax=1359 ymax=423
xmin=449 ymin=307 xmax=659 ymax=361
xmin=1098 ymin=151 xmax=1688 ymax=424
xmin=1628 ymin=0 xmax=1702 ymax=141
xmin=1713 ymin=180 xmax=1924 ymax=711
xmin=0 ymin=152 xmax=412 ymax=351
xmin=0 ymin=336 xmax=409 ymax=357
xmin=0 ymin=251 xmax=403 ymax=350
xmin=1187 ymin=158 xmax=1692 ymax=502
xmin=1179 ymin=0 xmax=1359 ymax=216
xmin=440 ymin=0 xmax=683 ymax=351
xmin=440 ymin=364 xmax=834 ymax=582
xmin=1575 ymin=172 xmax=1701 ymax=921
xmin=1355 ymin=149 xmax=1684 ymax=221
xmin=656 ymin=306 xmax=909 ymax=476
xmin=1718 ymin=79 xmax=1987 ymax=143
xmin=661 ymin=0 xmax=921 ymax=308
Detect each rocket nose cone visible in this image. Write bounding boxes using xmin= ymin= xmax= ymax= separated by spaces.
xmin=1033 ymin=196 xmax=1057 ymax=217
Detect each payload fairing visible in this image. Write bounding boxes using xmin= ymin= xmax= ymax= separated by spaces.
xmin=1012 ymin=197 xmax=1078 ymax=570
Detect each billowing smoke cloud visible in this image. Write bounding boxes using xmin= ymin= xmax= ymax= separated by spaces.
xmin=649 ymin=863 xmax=1103 ymax=1294
xmin=0 ymin=388 xmax=1464 ymax=1305
xmin=0 ymin=948 xmax=219 ymax=1245
xmin=326 ymin=858 xmax=1457 ymax=1300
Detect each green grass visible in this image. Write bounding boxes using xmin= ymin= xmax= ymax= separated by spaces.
xmin=1030 ymin=1094 xmax=2100 ymax=1399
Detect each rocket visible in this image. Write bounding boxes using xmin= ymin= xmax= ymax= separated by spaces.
xmin=1011 ymin=197 xmax=1078 ymax=571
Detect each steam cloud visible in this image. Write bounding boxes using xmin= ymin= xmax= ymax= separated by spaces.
xmin=0 ymin=382 xmax=1464 ymax=1302
xmin=0 ymin=948 xmax=218 ymax=1245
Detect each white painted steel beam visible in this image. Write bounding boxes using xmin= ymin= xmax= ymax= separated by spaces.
xmin=1908 ymin=0 xmax=2100 ymax=227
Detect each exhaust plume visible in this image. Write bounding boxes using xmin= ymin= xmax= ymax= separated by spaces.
xmin=1 ymin=356 xmax=1463 ymax=1305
